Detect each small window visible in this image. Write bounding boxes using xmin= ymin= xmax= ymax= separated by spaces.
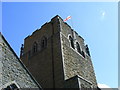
xmin=33 ymin=42 xmax=38 ymax=53
xmin=76 ymin=42 xmax=82 ymax=54
xmin=69 ymin=36 xmax=75 ymax=49
xmin=41 ymin=36 xmax=47 ymax=48
xmin=3 ymin=83 xmax=19 ymax=90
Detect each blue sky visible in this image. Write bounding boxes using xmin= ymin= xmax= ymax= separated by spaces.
xmin=2 ymin=2 xmax=118 ymax=88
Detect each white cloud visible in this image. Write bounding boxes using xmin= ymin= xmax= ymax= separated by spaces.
xmin=102 ymin=11 xmax=106 ymax=17
xmin=100 ymin=10 xmax=106 ymax=20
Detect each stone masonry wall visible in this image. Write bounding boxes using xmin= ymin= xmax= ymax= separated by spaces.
xmin=21 ymin=16 xmax=65 ymax=88
xmin=65 ymin=75 xmax=92 ymax=88
xmin=0 ymin=35 xmax=40 ymax=88
xmin=59 ymin=17 xmax=98 ymax=88
xmin=21 ymin=22 xmax=54 ymax=88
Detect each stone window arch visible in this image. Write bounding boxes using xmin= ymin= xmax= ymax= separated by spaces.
xmin=76 ymin=42 xmax=82 ymax=54
xmin=69 ymin=35 xmax=75 ymax=49
xmin=33 ymin=42 xmax=38 ymax=53
xmin=41 ymin=36 xmax=47 ymax=48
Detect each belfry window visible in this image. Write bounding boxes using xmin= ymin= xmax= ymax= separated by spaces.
xmin=41 ymin=36 xmax=47 ymax=48
xmin=69 ymin=36 xmax=75 ymax=49
xmin=33 ymin=42 xmax=38 ymax=53
xmin=76 ymin=42 xmax=81 ymax=54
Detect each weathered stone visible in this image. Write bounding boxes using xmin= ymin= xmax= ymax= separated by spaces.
xmin=21 ymin=15 xmax=98 ymax=88
xmin=0 ymin=34 xmax=41 ymax=89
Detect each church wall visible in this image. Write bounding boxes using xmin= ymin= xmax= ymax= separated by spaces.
xmin=0 ymin=35 xmax=40 ymax=88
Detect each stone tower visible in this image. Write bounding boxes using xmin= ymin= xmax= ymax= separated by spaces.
xmin=20 ymin=15 xmax=98 ymax=88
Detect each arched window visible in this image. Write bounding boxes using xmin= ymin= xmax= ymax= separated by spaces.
xmin=76 ymin=42 xmax=81 ymax=54
xmin=4 ymin=83 xmax=19 ymax=90
xmin=69 ymin=36 xmax=74 ymax=49
xmin=41 ymin=36 xmax=47 ymax=48
xmin=33 ymin=42 xmax=38 ymax=53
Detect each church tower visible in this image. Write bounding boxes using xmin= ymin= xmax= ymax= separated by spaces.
xmin=20 ymin=15 xmax=98 ymax=88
